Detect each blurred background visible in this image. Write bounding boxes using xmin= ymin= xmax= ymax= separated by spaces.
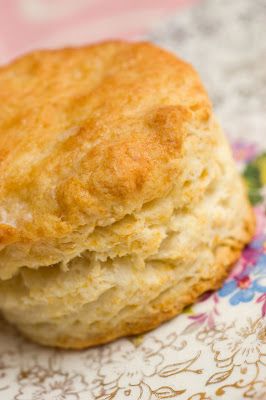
xmin=0 ymin=0 xmax=265 ymax=147
xmin=0 ymin=0 xmax=194 ymax=62
xmin=0 ymin=2 xmax=265 ymax=398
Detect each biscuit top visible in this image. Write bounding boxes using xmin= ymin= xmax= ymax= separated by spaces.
xmin=0 ymin=41 xmax=211 ymax=244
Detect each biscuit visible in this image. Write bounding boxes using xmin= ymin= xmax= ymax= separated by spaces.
xmin=0 ymin=41 xmax=255 ymax=348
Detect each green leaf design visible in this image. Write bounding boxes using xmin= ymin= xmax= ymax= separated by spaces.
xmin=183 ymin=305 xmax=194 ymax=315
xmin=255 ymin=153 xmax=266 ymax=185
xmin=242 ymin=153 xmax=266 ymax=205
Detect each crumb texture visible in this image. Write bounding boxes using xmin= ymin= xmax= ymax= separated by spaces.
xmin=0 ymin=41 xmax=254 ymax=348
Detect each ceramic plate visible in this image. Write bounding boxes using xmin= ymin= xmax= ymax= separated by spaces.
xmin=0 ymin=0 xmax=265 ymax=399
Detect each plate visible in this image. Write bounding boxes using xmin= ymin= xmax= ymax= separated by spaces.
xmin=0 ymin=0 xmax=265 ymax=399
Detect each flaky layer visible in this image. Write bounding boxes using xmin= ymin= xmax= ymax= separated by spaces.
xmin=0 ymin=41 xmax=210 ymax=277
xmin=0 ymin=42 xmax=255 ymax=347
xmin=0 ymin=122 xmax=255 ymax=347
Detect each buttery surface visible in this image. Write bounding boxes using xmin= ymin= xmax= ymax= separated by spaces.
xmin=0 ymin=41 xmax=254 ymax=348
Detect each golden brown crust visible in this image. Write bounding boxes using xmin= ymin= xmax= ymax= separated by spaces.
xmin=0 ymin=41 xmax=256 ymax=349
xmin=0 ymin=41 xmax=210 ymax=245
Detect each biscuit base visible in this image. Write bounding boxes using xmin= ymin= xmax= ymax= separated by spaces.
xmin=20 ymin=207 xmax=255 ymax=349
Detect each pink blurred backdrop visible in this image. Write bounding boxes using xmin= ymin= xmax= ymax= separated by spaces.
xmin=0 ymin=0 xmax=195 ymax=63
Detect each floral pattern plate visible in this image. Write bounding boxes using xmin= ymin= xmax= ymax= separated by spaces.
xmin=0 ymin=0 xmax=266 ymax=399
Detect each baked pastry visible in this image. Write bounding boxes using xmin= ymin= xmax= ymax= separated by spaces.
xmin=0 ymin=41 xmax=254 ymax=348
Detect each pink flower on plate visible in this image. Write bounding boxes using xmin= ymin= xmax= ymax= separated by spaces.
xmin=232 ymin=141 xmax=258 ymax=163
